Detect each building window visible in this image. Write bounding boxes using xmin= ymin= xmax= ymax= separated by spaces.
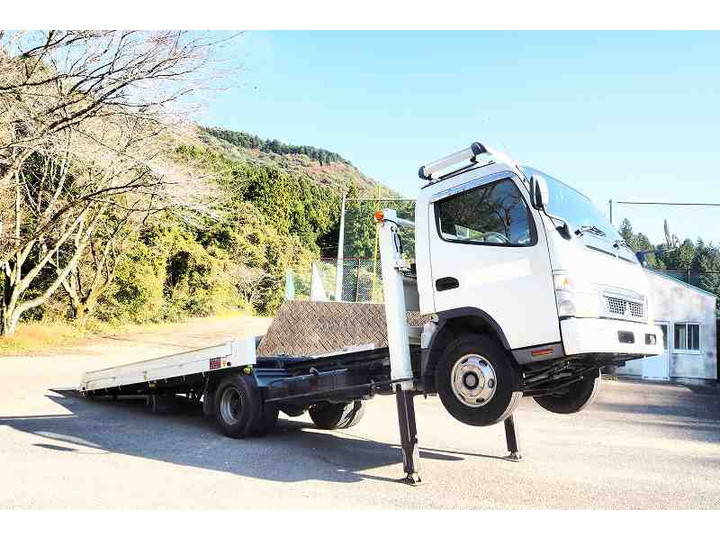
xmin=436 ymin=178 xmax=535 ymax=246
xmin=673 ymin=323 xmax=701 ymax=352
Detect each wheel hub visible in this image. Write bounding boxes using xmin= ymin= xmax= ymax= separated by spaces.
xmin=219 ymin=387 xmax=242 ymax=425
xmin=451 ymin=354 xmax=497 ymax=407
xmin=463 ymin=372 xmax=479 ymax=389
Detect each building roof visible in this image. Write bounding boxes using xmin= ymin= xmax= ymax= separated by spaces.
xmin=645 ymin=268 xmax=717 ymax=299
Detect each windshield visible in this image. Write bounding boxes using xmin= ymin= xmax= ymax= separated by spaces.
xmin=521 ymin=166 xmax=621 ymax=242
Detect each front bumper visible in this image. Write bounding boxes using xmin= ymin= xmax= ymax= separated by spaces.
xmin=561 ymin=318 xmax=663 ymax=356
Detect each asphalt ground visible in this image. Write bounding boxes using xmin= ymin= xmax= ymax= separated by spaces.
xmin=1 ymin=316 xmax=718 ymax=509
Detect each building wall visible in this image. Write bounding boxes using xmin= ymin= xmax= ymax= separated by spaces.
xmin=617 ymin=271 xmax=717 ymax=381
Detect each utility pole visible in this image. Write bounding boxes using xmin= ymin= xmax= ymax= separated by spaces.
xmin=335 ymin=193 xmax=346 ymax=301
xmin=609 ymin=199 xmax=613 ymax=225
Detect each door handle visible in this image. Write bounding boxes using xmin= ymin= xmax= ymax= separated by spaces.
xmin=435 ymin=277 xmax=459 ymax=291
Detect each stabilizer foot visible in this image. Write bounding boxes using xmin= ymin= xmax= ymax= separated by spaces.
xmin=395 ymin=386 xmax=421 ymax=485
xmin=504 ymin=414 xmax=522 ymax=462
xmin=398 ymin=472 xmax=422 ymax=485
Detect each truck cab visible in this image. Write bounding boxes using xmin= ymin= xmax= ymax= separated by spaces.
xmin=410 ymin=143 xmax=661 ymax=426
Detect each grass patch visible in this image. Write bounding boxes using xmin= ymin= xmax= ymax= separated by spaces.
xmin=0 ymin=321 xmax=90 ymax=356
xmin=0 ymin=308 xmax=257 ymax=356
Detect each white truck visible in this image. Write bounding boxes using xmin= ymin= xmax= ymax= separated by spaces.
xmin=78 ymin=142 xmax=662 ymax=484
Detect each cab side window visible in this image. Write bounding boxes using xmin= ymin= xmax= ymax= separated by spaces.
xmin=436 ymin=178 xmax=535 ymax=246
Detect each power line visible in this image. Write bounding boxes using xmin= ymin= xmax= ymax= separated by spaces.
xmin=609 ymin=199 xmax=720 ymax=224
xmin=346 ymin=197 xmax=414 ymax=202
xmin=615 ymin=201 xmax=720 ymax=207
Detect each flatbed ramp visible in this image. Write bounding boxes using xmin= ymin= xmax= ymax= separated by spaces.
xmin=258 ymin=301 xmax=427 ymax=357
xmin=80 ymin=339 xmax=257 ymax=392
xmin=80 ymin=301 xmax=424 ymax=394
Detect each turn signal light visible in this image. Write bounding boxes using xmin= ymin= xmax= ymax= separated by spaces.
xmin=374 ymin=210 xmax=384 ymax=222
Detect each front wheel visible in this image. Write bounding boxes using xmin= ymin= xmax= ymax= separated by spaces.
xmin=435 ymin=334 xmax=522 ymax=426
xmin=534 ymin=369 xmax=601 ymax=414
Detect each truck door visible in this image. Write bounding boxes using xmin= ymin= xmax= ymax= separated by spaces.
xmin=428 ymin=172 xmax=560 ymax=350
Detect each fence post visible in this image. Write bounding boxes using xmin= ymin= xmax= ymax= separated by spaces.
xmin=335 ymin=193 xmax=347 ymax=301
xmin=355 ymin=258 xmax=361 ymax=302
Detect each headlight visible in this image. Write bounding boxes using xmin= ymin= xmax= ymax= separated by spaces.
xmin=556 ymin=291 xmax=576 ymax=316
xmin=553 ymin=272 xmax=576 ymax=317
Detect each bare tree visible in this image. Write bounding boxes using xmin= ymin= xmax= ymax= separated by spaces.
xmin=233 ymin=264 xmax=274 ymax=310
xmin=54 ymin=196 xmax=150 ymax=323
xmin=0 ymin=30 xmax=230 ymax=335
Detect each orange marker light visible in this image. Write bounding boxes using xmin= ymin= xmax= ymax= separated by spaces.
xmin=374 ymin=210 xmax=384 ymax=222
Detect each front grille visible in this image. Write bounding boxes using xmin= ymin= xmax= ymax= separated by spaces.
xmin=604 ymin=295 xmax=644 ymax=319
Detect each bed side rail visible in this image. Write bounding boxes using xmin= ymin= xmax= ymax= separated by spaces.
xmin=80 ymin=337 xmax=257 ymax=392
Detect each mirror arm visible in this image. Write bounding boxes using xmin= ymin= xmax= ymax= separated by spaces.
xmin=544 ymin=211 xmax=572 ymax=240
xmin=529 ymin=174 xmax=570 ymax=239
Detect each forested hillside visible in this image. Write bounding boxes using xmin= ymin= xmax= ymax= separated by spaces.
xmin=2 ymin=119 xmax=393 ymax=334
xmin=0 ymin=31 xmax=399 ymax=337
xmin=203 ymin=127 xmax=351 ymax=165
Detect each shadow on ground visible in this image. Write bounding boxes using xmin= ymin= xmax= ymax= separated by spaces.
xmin=0 ymin=392 xmax=511 ymax=484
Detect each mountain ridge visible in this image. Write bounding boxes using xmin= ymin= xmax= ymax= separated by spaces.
xmin=196 ymin=125 xmax=399 ymax=198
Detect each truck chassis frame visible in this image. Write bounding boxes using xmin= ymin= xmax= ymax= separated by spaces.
xmin=81 ymin=346 xmax=523 ymax=484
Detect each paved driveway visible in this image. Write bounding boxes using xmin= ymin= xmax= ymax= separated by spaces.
xmin=1 ymin=318 xmax=718 ymax=509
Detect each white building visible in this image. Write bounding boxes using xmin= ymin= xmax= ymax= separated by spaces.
xmin=617 ymin=269 xmax=717 ymax=383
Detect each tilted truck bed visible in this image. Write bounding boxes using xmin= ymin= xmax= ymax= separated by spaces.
xmin=80 ymin=301 xmax=425 ymax=395
xmin=80 ymin=339 xmax=258 ymax=393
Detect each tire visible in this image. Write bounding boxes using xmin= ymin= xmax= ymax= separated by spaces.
xmin=214 ymin=374 xmax=262 ymax=438
xmin=308 ymin=400 xmax=366 ymax=430
xmin=279 ymin=404 xmax=308 ymax=417
xmin=435 ymin=334 xmax=522 ymax=426
xmin=534 ymin=369 xmax=601 ymax=414
xmin=251 ymin=402 xmax=279 ymax=436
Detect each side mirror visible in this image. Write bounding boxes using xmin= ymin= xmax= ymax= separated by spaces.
xmin=530 ymin=175 xmax=571 ymax=239
xmin=530 ymin=175 xmax=550 ymax=210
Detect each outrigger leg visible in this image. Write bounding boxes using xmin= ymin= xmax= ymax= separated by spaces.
xmin=395 ymin=386 xmax=421 ymax=484
xmin=504 ymin=414 xmax=522 ymax=462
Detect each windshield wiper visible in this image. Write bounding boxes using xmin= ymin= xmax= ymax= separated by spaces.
xmin=613 ymin=238 xmax=629 ymax=249
xmin=574 ymin=224 xmax=606 ymax=237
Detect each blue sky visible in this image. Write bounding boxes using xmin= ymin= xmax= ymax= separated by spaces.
xmin=200 ymin=31 xmax=720 ymax=245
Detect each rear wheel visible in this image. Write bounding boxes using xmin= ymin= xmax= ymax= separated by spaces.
xmin=534 ymin=369 xmax=601 ymax=414
xmin=214 ymin=374 xmax=262 ymax=438
xmin=279 ymin=404 xmax=308 ymax=417
xmin=252 ymin=402 xmax=279 ymax=436
xmin=308 ymin=400 xmax=366 ymax=429
xmin=435 ymin=334 xmax=522 ymax=426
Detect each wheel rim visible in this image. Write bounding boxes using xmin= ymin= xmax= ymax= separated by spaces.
xmin=219 ymin=387 xmax=242 ymax=425
xmin=450 ymin=354 xmax=497 ymax=408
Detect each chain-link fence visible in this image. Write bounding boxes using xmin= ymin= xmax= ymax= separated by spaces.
xmin=286 ymin=198 xmax=417 ymax=304
xmin=328 ymin=257 xmax=382 ymax=303
xmin=286 ymin=258 xmax=382 ymax=303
